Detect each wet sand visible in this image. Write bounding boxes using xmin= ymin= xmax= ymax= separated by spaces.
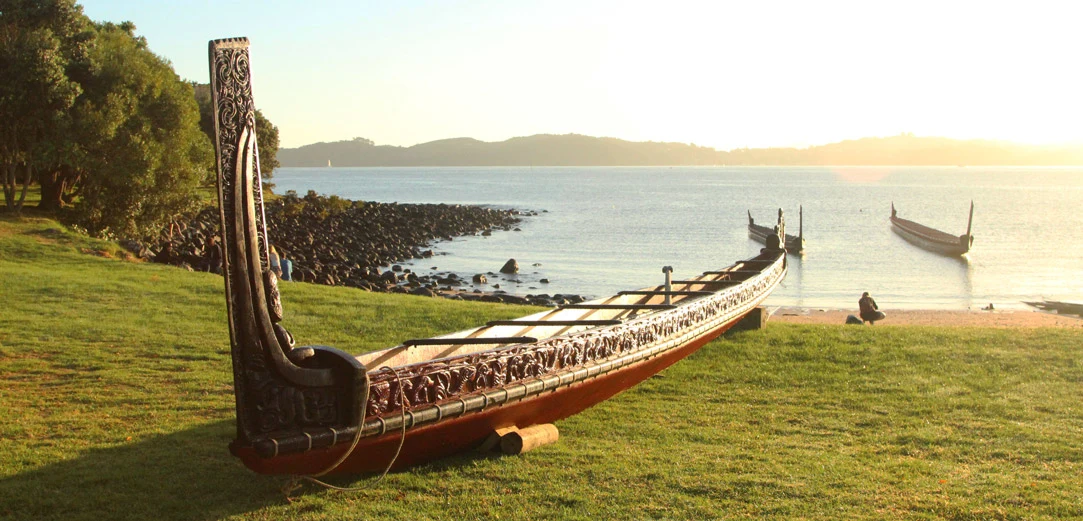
xmin=769 ymin=307 xmax=1083 ymax=328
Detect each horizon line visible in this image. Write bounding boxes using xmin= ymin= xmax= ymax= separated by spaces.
xmin=281 ymin=132 xmax=1083 ymax=152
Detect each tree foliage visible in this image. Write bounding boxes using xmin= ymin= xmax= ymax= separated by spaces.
xmin=0 ymin=0 xmax=89 ymax=213
xmin=254 ymin=109 xmax=280 ymax=176
xmin=2 ymin=1 xmax=214 ymax=238
xmin=194 ymin=82 xmax=280 ymax=178
xmin=70 ymin=22 xmax=211 ymax=238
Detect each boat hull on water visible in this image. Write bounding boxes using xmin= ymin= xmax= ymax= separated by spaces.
xmin=1024 ymin=300 xmax=1083 ymax=318
xmin=209 ymin=37 xmax=788 ymax=476
xmin=890 ymin=202 xmax=974 ymax=256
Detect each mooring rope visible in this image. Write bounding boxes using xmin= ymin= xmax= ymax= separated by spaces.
xmin=286 ymin=366 xmax=408 ymax=495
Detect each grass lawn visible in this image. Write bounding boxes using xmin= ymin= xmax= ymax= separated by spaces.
xmin=1 ymin=215 xmax=1081 ymax=520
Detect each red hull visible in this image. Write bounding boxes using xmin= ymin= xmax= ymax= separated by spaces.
xmin=235 ymin=319 xmax=736 ymax=475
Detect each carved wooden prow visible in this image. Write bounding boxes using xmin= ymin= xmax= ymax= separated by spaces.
xmin=762 ymin=208 xmax=786 ymax=265
xmin=776 ymin=208 xmax=786 ymax=244
xmin=208 ymin=38 xmax=367 ymax=458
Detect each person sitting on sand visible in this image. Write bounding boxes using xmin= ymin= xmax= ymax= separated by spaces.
xmin=859 ymin=292 xmax=886 ymax=325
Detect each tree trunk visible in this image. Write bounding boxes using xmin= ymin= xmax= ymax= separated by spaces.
xmin=17 ymin=164 xmax=32 ymax=212
xmin=2 ymin=164 xmax=15 ymax=211
xmin=37 ymin=168 xmax=68 ymax=212
xmin=1 ymin=163 xmax=32 ymax=215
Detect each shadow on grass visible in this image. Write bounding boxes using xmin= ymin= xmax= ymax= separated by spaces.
xmin=280 ymin=444 xmax=508 ymax=499
xmin=0 ymin=420 xmax=288 ymax=521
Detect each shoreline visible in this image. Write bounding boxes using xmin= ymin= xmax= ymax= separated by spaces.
xmin=768 ymin=306 xmax=1083 ymax=328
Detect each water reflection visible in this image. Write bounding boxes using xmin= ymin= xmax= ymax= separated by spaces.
xmin=955 ymin=255 xmax=974 ymax=309
xmin=780 ymin=253 xmax=804 ymax=306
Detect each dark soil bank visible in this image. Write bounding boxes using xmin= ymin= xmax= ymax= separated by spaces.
xmin=140 ymin=191 xmax=583 ymax=306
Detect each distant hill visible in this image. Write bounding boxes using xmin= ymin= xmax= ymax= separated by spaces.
xmin=277 ymin=134 xmax=1083 ymax=167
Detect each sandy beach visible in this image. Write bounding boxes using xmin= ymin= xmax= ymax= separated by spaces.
xmin=769 ymin=307 xmax=1083 ymax=328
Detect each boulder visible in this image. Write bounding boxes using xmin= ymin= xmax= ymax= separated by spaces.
xmin=500 ymin=259 xmax=519 ymax=274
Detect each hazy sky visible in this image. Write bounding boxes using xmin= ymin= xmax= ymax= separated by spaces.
xmin=80 ymin=1 xmax=1083 ymax=150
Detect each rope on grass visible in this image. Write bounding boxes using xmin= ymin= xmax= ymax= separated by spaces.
xmin=285 ymin=366 xmax=408 ymax=495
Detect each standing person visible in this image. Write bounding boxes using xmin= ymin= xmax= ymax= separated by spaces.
xmin=269 ymin=245 xmax=283 ymax=278
xmin=859 ymin=292 xmax=886 ymax=324
xmin=280 ymin=255 xmax=292 ymax=281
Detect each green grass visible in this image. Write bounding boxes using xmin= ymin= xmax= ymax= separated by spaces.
xmin=2 ymin=215 xmax=1082 ymax=520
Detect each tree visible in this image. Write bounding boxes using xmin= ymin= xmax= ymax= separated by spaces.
xmin=194 ymin=82 xmax=280 ymax=179
xmin=2 ymin=3 xmax=213 ymax=236
xmin=254 ymin=109 xmax=280 ymax=176
xmin=70 ymin=22 xmax=212 ymax=238
xmin=0 ymin=0 xmax=89 ymax=213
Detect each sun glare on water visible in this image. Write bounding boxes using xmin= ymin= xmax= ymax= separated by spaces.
xmin=831 ymin=167 xmax=895 ymax=184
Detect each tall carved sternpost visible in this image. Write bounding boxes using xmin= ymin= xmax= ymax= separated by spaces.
xmin=208 ymin=38 xmax=367 ymax=456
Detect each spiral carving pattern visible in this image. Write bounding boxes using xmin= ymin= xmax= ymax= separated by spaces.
xmin=211 ymin=40 xmax=338 ymax=436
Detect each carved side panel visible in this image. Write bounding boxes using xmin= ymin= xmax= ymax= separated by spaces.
xmin=363 ymin=259 xmax=785 ymax=417
xmin=208 ymin=38 xmax=366 ymax=445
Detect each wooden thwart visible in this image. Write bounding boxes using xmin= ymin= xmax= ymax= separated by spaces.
xmin=486 ymin=319 xmax=624 ymax=327
xmin=670 ymin=279 xmax=743 ymax=285
xmin=402 ymin=336 xmax=538 ymax=347
xmin=617 ymin=290 xmax=714 ymax=296
xmin=560 ymin=304 xmax=676 ymax=310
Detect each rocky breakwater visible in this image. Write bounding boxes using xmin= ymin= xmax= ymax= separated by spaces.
xmin=140 ymin=191 xmax=583 ymax=304
xmin=264 ymin=191 xmax=521 ymax=289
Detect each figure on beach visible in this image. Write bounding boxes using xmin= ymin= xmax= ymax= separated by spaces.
xmin=859 ymin=292 xmax=886 ymax=325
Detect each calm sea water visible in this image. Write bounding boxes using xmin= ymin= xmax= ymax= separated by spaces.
xmin=273 ymin=166 xmax=1083 ymax=310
